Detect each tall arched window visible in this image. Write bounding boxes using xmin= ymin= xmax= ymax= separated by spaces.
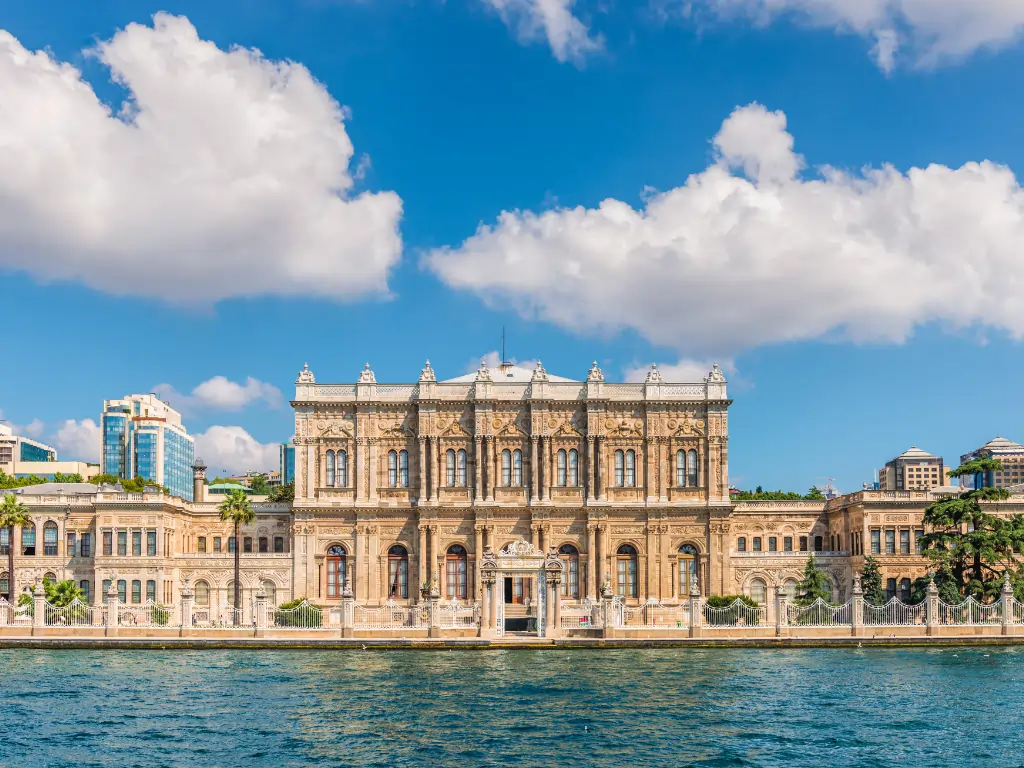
xmin=446 ymin=544 xmax=468 ymax=599
xmin=557 ymin=449 xmax=567 ymax=487
xmin=687 ymin=449 xmax=698 ymax=487
xmin=512 ymin=449 xmax=522 ymax=486
xmin=399 ymin=450 xmax=409 ymax=487
xmin=676 ymin=450 xmax=686 ymax=487
xmin=501 ymin=449 xmax=512 ymax=487
xmin=146 ymin=580 xmax=156 ymax=603
xmin=21 ymin=523 xmax=35 ymax=556
xmin=43 ymin=522 xmax=58 ymax=556
xmin=678 ymin=544 xmax=698 ymax=597
xmin=388 ymin=545 xmax=409 ymax=599
xmin=195 ymin=580 xmax=210 ymax=606
xmin=615 ymin=450 xmax=625 ymax=487
xmin=263 ymin=580 xmax=277 ymax=606
xmin=457 ymin=449 xmax=467 ymax=487
xmin=749 ymin=578 xmax=767 ymax=605
xmin=616 ymin=544 xmax=638 ymax=598
xmin=559 ymin=544 xmax=579 ymax=598
xmin=337 ymin=449 xmax=348 ymax=487
xmin=326 ymin=450 xmax=336 ymax=487
xmin=326 ymin=545 xmax=346 ymax=598
xmin=131 ymin=580 xmax=142 ymax=604
xmin=117 ymin=580 xmax=127 ymax=603
xmin=388 ymin=450 xmax=398 ymax=487
xmin=624 ymin=449 xmax=636 ymax=487
xmin=568 ymin=449 xmax=578 ymax=487
xmin=446 ymin=449 xmax=456 ymax=487
xmin=782 ymin=579 xmax=798 ymax=601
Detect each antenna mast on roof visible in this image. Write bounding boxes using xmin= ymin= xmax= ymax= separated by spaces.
xmin=501 ymin=326 xmax=506 ymax=365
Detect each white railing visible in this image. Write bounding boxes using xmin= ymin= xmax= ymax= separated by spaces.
xmin=1013 ymin=598 xmax=1024 ymax=625
xmin=116 ymin=601 xmax=176 ymax=627
xmin=561 ymin=600 xmax=599 ymax=630
xmin=703 ymin=599 xmax=766 ymax=627
xmin=44 ymin=598 xmax=105 ymax=627
xmin=354 ymin=601 xmax=424 ymax=630
xmin=787 ymin=598 xmax=851 ymax=628
xmin=192 ymin=603 xmax=247 ymax=628
xmin=439 ymin=599 xmax=478 ymax=629
xmin=863 ymin=599 xmax=925 ymax=626
xmin=939 ymin=597 xmax=1001 ymax=626
xmin=273 ymin=600 xmax=328 ymax=630
xmin=620 ymin=598 xmax=689 ymax=629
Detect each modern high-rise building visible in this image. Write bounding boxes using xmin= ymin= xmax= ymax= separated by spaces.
xmin=960 ymin=437 xmax=1024 ymax=489
xmin=879 ymin=446 xmax=946 ymax=491
xmin=101 ymin=394 xmax=195 ymax=500
xmin=280 ymin=442 xmax=295 ymax=485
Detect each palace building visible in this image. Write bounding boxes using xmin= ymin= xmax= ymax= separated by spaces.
xmin=4 ymin=359 xmax=1024 ymax=630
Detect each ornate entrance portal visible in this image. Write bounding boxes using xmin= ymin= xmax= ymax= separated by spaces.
xmin=480 ymin=540 xmax=564 ymax=639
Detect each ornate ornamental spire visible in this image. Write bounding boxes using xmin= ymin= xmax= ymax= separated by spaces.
xmin=706 ymin=362 xmax=725 ymax=383
xmin=644 ymin=363 xmax=663 ymax=384
xmin=587 ymin=360 xmax=604 ymax=382
xmin=297 ymin=363 xmax=315 ymax=384
xmin=474 ymin=358 xmax=492 ymax=382
xmin=358 ymin=363 xmax=376 ymax=384
xmin=419 ymin=360 xmax=436 ymax=382
xmin=531 ymin=359 xmax=549 ymax=382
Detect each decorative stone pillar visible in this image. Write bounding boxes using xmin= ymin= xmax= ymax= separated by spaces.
xmin=485 ymin=436 xmax=494 ymax=502
xmin=474 ymin=525 xmax=484 ymax=599
xmin=355 ymin=438 xmax=365 ymax=503
xmin=106 ymin=578 xmax=119 ymax=636
xmin=431 ymin=438 xmax=440 ymax=502
xmin=586 ymin=437 xmax=596 ymax=504
xmin=480 ymin=572 xmax=494 ymax=638
xmin=417 ymin=524 xmax=428 ymax=603
xmin=32 ymin=584 xmax=45 ymax=630
xmin=428 ymin=581 xmax=441 ymax=639
xmin=368 ymin=439 xmax=378 ymax=503
xmin=341 ymin=582 xmax=355 ymax=638
xmin=597 ymin=437 xmax=607 ymax=502
xmin=531 ymin=525 xmax=540 ymax=552
xmin=688 ymin=577 xmax=704 ymax=639
xmin=530 ymin=437 xmax=540 ymax=503
xmin=180 ymin=578 xmax=194 ymax=630
xmin=925 ymin=578 xmax=939 ymax=636
xmin=430 ymin=526 xmax=440 ymax=591
xmin=586 ymin=524 xmax=597 ymax=601
xmin=1001 ymin=571 xmax=1014 ymax=636
xmin=254 ymin=587 xmax=268 ymax=633
xmin=851 ymin=572 xmax=864 ymax=637
xmin=418 ymin=437 xmax=427 ymax=503
xmin=474 ymin=436 xmax=484 ymax=503
xmin=774 ymin=589 xmax=788 ymax=638
xmin=600 ymin=581 xmax=617 ymax=639
xmin=540 ymin=438 xmax=549 ymax=502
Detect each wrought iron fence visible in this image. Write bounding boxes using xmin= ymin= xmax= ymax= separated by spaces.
xmin=704 ymin=599 xmax=766 ymax=627
xmin=939 ymin=597 xmax=1001 ymax=625
xmin=44 ymin=599 xmax=105 ymax=627
xmin=116 ymin=601 xmax=175 ymax=627
xmin=354 ymin=601 xmax=424 ymax=630
xmin=862 ymin=599 xmax=925 ymax=626
xmin=561 ymin=599 xmax=599 ymax=630
xmin=620 ymin=598 xmax=689 ymax=629
xmin=786 ymin=598 xmax=851 ymax=627
xmin=273 ymin=600 xmax=326 ymax=630
xmin=439 ymin=599 xmax=478 ymax=629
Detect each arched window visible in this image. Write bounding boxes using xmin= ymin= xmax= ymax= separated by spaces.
xmin=146 ymin=580 xmax=156 ymax=602
xmin=676 ymin=450 xmax=686 ymax=487
xmin=446 ymin=449 xmax=456 ymax=487
xmin=737 ymin=536 xmax=747 ymax=552
xmin=782 ymin=579 xmax=798 ymax=601
xmin=749 ymin=578 xmax=767 ymax=605
xmin=21 ymin=522 xmax=35 ymax=556
xmin=614 ymin=450 xmax=624 ymax=487
xmin=457 ymin=449 xmax=467 ymax=487
xmin=899 ymin=578 xmax=911 ymax=603
xmin=43 ymin=522 xmax=58 ymax=556
xmin=43 ymin=571 xmax=56 ymax=583
xmin=259 ymin=537 xmax=268 ymax=553
xmin=399 ymin=450 xmax=409 ymax=488
xmin=131 ymin=580 xmax=142 ymax=604
xmin=501 ymin=449 xmax=511 ymax=487
xmin=559 ymin=544 xmax=579 ymax=598
xmin=512 ymin=449 xmax=522 ymax=486
xmin=117 ymin=580 xmax=127 ymax=603
xmin=388 ymin=450 xmax=398 ymax=487
xmin=326 ymin=545 xmax=346 ymax=598
xmin=687 ymin=449 xmax=698 ymax=487
xmin=616 ymin=544 xmax=638 ymax=598
xmin=678 ymin=544 xmax=698 ymax=597
xmin=557 ymin=450 xmax=567 ymax=487
xmin=262 ymin=580 xmax=277 ymax=606
xmin=446 ymin=545 xmax=468 ymax=599
xmin=337 ymin=449 xmax=348 ymax=488
xmin=388 ymin=545 xmax=409 ymax=599
xmin=326 ymin=450 xmax=336 ymax=487
xmin=568 ymin=449 xmax=578 ymax=487
xmin=625 ymin=450 xmax=636 ymax=487
xmin=195 ymin=581 xmax=210 ymax=606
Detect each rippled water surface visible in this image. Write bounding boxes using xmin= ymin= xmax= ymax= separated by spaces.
xmin=0 ymin=646 xmax=1020 ymax=767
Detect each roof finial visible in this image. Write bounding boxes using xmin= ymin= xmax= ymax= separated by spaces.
xmin=358 ymin=363 xmax=376 ymax=384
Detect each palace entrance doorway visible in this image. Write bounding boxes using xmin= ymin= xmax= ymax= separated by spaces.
xmin=479 ymin=539 xmax=564 ymax=639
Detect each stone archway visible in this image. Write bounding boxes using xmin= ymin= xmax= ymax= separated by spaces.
xmin=480 ymin=539 xmax=563 ymax=639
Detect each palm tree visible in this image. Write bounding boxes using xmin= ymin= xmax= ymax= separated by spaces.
xmin=0 ymin=494 xmax=30 ymax=602
xmin=218 ymin=489 xmax=255 ymax=616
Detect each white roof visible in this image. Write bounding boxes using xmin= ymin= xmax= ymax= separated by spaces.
xmin=442 ymin=362 xmax=578 ymax=384
xmin=2 ymin=483 xmax=98 ymax=495
xmin=977 ymin=436 xmax=1024 ymax=454
xmin=894 ymin=446 xmax=939 ymax=461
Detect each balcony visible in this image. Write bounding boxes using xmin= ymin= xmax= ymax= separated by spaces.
xmin=732 ymin=550 xmax=849 ymax=558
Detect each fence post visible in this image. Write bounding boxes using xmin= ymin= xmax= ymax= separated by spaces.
xmin=600 ymin=582 xmax=617 ymax=639
xmin=427 ymin=583 xmax=441 ymax=639
xmin=0 ymin=598 xmax=8 ymax=628
xmin=925 ymin=578 xmax=939 ymax=637
xmin=180 ymin=578 xmax=194 ymax=632
xmin=1001 ymin=571 xmax=1014 ymax=636
xmin=254 ymin=587 xmax=268 ymax=635
xmin=851 ymin=573 xmax=864 ymax=638
xmin=688 ymin=580 xmax=703 ymax=639
xmin=32 ymin=584 xmax=45 ymax=631
xmin=341 ymin=584 xmax=355 ymax=638
xmin=106 ymin=579 xmax=119 ymax=637
xmin=775 ymin=591 xmax=788 ymax=638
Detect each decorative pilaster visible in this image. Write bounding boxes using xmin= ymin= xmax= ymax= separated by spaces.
xmin=32 ymin=584 xmax=45 ymax=630
xmin=418 ymin=437 xmax=427 ymax=503
xmin=586 ymin=524 xmax=597 ymax=601
xmin=689 ymin=577 xmax=704 ymax=639
xmin=180 ymin=578 xmax=194 ymax=630
xmin=417 ymin=524 xmax=428 ymax=603
xmin=851 ymin=572 xmax=864 ymax=637
xmin=254 ymin=586 xmax=268 ymax=632
xmin=1001 ymin=571 xmax=1014 ymax=636
xmin=355 ymin=438 xmax=365 ymax=503
xmin=530 ymin=437 xmax=540 ymax=503
xmin=597 ymin=437 xmax=607 ymax=502
xmin=539 ymin=438 xmax=549 ymax=502
xmin=368 ymin=439 xmax=379 ymax=503
xmin=474 ymin=525 xmax=484 ymax=598
xmin=485 ymin=436 xmax=495 ymax=502
xmin=925 ymin=577 xmax=939 ymax=636
xmin=586 ymin=437 xmax=596 ymax=504
xmin=474 ymin=436 xmax=484 ymax=503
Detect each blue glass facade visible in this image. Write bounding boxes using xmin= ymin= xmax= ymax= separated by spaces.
xmin=281 ymin=444 xmax=295 ymax=484
xmin=101 ymin=399 xmax=195 ymax=500
xmin=20 ymin=442 xmax=55 ymax=462
xmin=163 ymin=427 xmax=194 ymax=501
xmin=102 ymin=411 xmax=128 ymax=477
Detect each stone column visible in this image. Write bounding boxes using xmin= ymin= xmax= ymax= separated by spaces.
xmin=474 ymin=436 xmax=483 ymax=503
xmin=689 ymin=578 xmax=704 ymax=639
xmin=925 ymin=578 xmax=939 ymax=636
xmin=427 ymin=583 xmax=441 ymax=639
xmin=106 ymin=579 xmax=119 ymax=636
xmin=341 ymin=583 xmax=355 ymax=638
xmin=368 ymin=440 xmax=378 ymax=503
xmin=485 ymin=436 xmax=494 ymax=502
xmin=531 ymin=525 xmax=540 ymax=552
xmin=586 ymin=524 xmax=597 ymax=601
xmin=480 ymin=573 xmax=493 ymax=637
xmin=1001 ymin=571 xmax=1014 ymax=636
xmin=852 ymin=573 xmax=864 ymax=637
xmin=417 ymin=524 xmax=427 ymax=603
xmin=180 ymin=579 xmax=194 ymax=630
xmin=597 ymin=438 xmax=607 ymax=502
xmin=530 ymin=437 xmax=540 ymax=503
xmin=774 ymin=590 xmax=788 ymax=638
xmin=586 ymin=437 xmax=596 ymax=504
xmin=474 ymin=526 xmax=484 ymax=599
xmin=430 ymin=526 xmax=440 ymax=594
xmin=32 ymin=584 xmax=45 ymax=630
xmin=600 ymin=582 xmax=617 ymax=639
xmin=367 ymin=526 xmax=379 ymax=605
xmin=599 ymin=524 xmax=609 ymax=591
xmin=540 ymin=438 xmax=548 ymax=502
xmin=418 ymin=437 xmax=427 ymax=503
xmin=254 ymin=587 xmax=268 ymax=633
xmin=489 ymin=572 xmax=499 ymax=632
xmin=355 ymin=438 xmax=365 ymax=503
xmin=550 ymin=574 xmax=563 ymax=639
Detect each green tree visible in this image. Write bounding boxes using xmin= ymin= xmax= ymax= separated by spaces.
xmin=860 ymin=556 xmax=885 ymax=605
xmin=0 ymin=494 xmax=30 ymax=601
xmin=89 ymin=473 xmax=121 ymax=486
xmin=249 ymin=474 xmax=269 ymax=495
xmin=731 ymin=487 xmax=828 ymax=501
xmin=919 ymin=457 xmax=1024 ymax=601
xmin=796 ymin=555 xmax=832 ymax=605
xmin=805 ymin=486 xmax=826 ymax=500
xmin=219 ymin=489 xmax=255 ymax=614
xmin=268 ymin=480 xmax=294 ymax=503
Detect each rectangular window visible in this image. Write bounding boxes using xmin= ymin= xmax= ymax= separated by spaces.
xmin=80 ymin=580 xmax=90 ymax=604
xmin=752 ymin=537 xmax=762 ymax=552
xmin=131 ymin=580 xmax=141 ymax=604
xmin=67 ymin=532 xmax=77 ymax=558
xmin=228 ymin=537 xmax=236 ymax=553
xmin=915 ymin=530 xmax=925 ymax=555
xmin=243 ymin=537 xmax=253 ymax=554
xmin=43 ymin=525 xmax=57 ymax=556
xmin=768 ymin=537 xmax=777 ymax=552
xmin=885 ymin=529 xmax=895 ymax=554
xmin=799 ymin=536 xmax=808 ymax=552
xmin=900 ymin=529 xmax=910 ymax=555
xmin=117 ymin=531 xmax=127 ymax=556
xmin=103 ymin=531 xmax=112 ymax=556
xmin=813 ymin=536 xmax=823 ymax=552
xmin=117 ymin=580 xmax=127 ymax=603
xmin=147 ymin=531 xmax=157 ymax=557
xmin=274 ymin=536 xmax=284 ymax=553
xmin=783 ymin=536 xmax=793 ymax=552
xmin=258 ymin=537 xmax=268 ymax=553
xmin=737 ymin=537 xmax=746 ymax=552
xmin=870 ymin=530 xmax=881 ymax=555
xmin=0 ymin=528 xmax=7 ymax=556
xmin=132 ymin=531 xmax=142 ymax=557
xmin=214 ymin=537 xmax=221 ymax=553
xmin=146 ymin=580 xmax=156 ymax=602
xmin=197 ymin=536 xmax=207 ymax=553
xmin=103 ymin=579 xmax=111 ymax=598
xmin=885 ymin=578 xmax=897 ymax=601
xmin=81 ymin=533 xmax=91 ymax=558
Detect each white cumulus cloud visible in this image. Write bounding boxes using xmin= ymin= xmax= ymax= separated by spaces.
xmin=426 ymin=102 xmax=1024 ymax=360
xmin=463 ymin=350 xmax=540 ymax=374
xmin=624 ymin=359 xmax=732 ymax=383
xmin=682 ymin=0 xmax=1024 ymax=71
xmin=0 ymin=13 xmax=402 ymax=303
xmin=482 ymin=0 xmax=603 ymax=64
xmin=52 ymin=419 xmax=102 ymax=464
xmin=194 ymin=426 xmax=281 ymax=475
xmin=153 ymin=376 xmax=283 ymax=413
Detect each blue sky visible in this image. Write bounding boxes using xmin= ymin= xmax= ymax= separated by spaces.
xmin=1 ymin=0 xmax=1023 ymax=488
